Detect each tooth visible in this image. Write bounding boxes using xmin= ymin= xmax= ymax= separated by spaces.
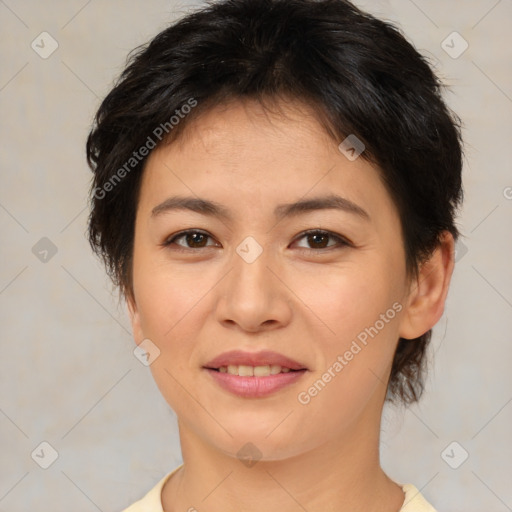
xmin=253 ymin=365 xmax=271 ymax=377
xmin=238 ymin=365 xmax=254 ymax=377
xmin=270 ymin=365 xmax=282 ymax=375
xmin=220 ymin=364 xmax=294 ymax=376
xmin=227 ymin=365 xmax=239 ymax=375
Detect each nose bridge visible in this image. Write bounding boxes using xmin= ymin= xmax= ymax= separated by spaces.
xmin=215 ymin=235 xmax=292 ymax=330
xmin=230 ymin=235 xmax=275 ymax=303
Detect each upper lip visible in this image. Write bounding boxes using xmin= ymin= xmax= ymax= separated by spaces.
xmin=203 ymin=350 xmax=308 ymax=371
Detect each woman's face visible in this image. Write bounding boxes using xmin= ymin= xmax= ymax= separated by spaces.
xmin=128 ymin=99 xmax=413 ymax=461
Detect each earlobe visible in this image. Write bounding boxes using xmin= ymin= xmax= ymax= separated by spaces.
xmin=399 ymin=231 xmax=456 ymax=340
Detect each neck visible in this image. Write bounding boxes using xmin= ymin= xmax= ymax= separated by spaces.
xmin=162 ymin=396 xmax=405 ymax=512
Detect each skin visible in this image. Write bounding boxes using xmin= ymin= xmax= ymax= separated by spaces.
xmin=127 ymin=98 xmax=455 ymax=512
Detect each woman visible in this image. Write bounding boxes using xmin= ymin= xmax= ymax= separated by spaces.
xmin=86 ymin=0 xmax=463 ymax=510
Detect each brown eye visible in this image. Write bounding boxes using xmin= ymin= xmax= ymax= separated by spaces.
xmin=306 ymin=232 xmax=330 ymax=248
xmin=183 ymin=232 xmax=208 ymax=248
xmin=163 ymin=230 xmax=218 ymax=250
xmin=293 ymin=230 xmax=351 ymax=250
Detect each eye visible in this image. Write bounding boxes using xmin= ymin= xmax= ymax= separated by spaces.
xmin=291 ymin=229 xmax=352 ymax=250
xmin=162 ymin=229 xmax=219 ymax=250
xmin=161 ymin=228 xmax=352 ymax=252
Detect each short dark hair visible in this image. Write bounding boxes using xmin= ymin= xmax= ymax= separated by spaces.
xmin=86 ymin=0 xmax=463 ymax=405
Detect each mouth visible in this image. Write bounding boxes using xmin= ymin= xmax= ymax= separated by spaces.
xmin=202 ymin=350 xmax=308 ymax=398
xmin=203 ymin=349 xmax=308 ymax=373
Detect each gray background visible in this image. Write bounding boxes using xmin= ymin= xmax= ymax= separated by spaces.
xmin=1 ymin=0 xmax=511 ymax=510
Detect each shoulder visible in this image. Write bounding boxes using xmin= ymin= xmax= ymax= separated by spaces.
xmin=399 ymin=483 xmax=438 ymax=512
xmin=120 ymin=465 xmax=183 ymax=512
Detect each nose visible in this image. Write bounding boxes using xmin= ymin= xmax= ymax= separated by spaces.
xmin=214 ymin=243 xmax=293 ymax=333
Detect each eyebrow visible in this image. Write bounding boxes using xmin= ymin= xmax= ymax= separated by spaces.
xmin=151 ymin=194 xmax=370 ymax=221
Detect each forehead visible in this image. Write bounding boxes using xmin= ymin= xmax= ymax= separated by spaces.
xmin=179 ymin=98 xmax=331 ymax=154
xmin=138 ymin=99 xmax=396 ymax=227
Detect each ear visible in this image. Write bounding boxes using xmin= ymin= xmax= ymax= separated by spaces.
xmin=399 ymin=231 xmax=456 ymax=340
xmin=126 ymin=291 xmax=144 ymax=343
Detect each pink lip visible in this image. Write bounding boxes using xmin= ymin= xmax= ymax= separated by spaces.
xmin=204 ymin=368 xmax=307 ymax=398
xmin=203 ymin=350 xmax=307 ymax=370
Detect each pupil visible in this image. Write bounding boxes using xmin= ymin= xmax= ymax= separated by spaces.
xmin=309 ymin=233 xmax=327 ymax=248
xmin=187 ymin=233 xmax=206 ymax=247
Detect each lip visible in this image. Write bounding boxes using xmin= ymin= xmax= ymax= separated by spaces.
xmin=203 ymin=350 xmax=307 ymax=371
xmin=204 ymin=368 xmax=307 ymax=398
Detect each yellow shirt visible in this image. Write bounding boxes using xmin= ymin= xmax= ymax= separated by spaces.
xmin=121 ymin=464 xmax=437 ymax=512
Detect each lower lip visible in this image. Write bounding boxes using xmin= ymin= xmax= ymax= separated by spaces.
xmin=204 ymin=368 xmax=307 ymax=398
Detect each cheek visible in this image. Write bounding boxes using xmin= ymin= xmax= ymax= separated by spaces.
xmin=298 ymin=261 xmax=403 ymax=388
xmin=133 ymin=249 xmax=209 ymax=340
xmin=133 ymin=265 xmax=206 ymax=409
xmin=297 ymin=262 xmax=397 ymax=338
xmin=294 ymin=271 xmax=401 ymax=429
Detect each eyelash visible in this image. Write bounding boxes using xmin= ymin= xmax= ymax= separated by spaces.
xmin=161 ymin=229 xmax=352 ymax=253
